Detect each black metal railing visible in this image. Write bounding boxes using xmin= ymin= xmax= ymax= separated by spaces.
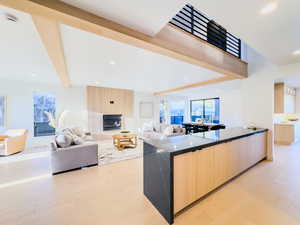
xmin=170 ymin=4 xmax=241 ymax=58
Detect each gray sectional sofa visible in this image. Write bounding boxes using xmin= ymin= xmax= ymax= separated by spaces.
xmin=51 ymin=140 xmax=98 ymax=175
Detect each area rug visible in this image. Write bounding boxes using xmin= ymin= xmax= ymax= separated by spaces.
xmin=98 ymin=140 xmax=143 ymax=165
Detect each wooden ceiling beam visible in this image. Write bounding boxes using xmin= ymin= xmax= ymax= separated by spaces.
xmin=32 ymin=15 xmax=71 ymax=88
xmin=1 ymin=0 xmax=247 ymax=81
xmin=154 ymin=76 xmax=234 ymax=96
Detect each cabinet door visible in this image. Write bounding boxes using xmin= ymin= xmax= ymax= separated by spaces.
xmin=213 ymin=143 xmax=232 ymax=188
xmin=250 ymin=133 xmax=267 ymax=163
xmin=173 ymin=152 xmax=196 ymax=213
xmin=195 ymin=148 xmax=215 ymax=198
xmin=227 ymin=138 xmax=247 ymax=177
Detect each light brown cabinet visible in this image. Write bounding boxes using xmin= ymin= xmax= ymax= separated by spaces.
xmin=213 ymin=143 xmax=232 ymax=187
xmin=274 ymin=123 xmax=300 ymax=145
xmin=173 ymin=152 xmax=196 ymax=213
xmin=87 ymin=86 xmax=134 ymax=117
xmin=274 ymin=83 xmax=296 ymax=113
xmin=173 ymin=132 xmax=267 ymax=213
xmin=195 ymin=147 xmax=215 ymax=198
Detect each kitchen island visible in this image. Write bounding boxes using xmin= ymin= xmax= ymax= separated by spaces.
xmin=143 ymin=127 xmax=268 ymax=224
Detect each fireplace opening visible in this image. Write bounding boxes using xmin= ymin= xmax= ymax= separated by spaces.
xmin=103 ymin=114 xmax=122 ymax=131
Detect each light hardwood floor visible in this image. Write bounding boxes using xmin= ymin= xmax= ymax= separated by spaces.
xmin=1 ymin=143 xmax=300 ymax=225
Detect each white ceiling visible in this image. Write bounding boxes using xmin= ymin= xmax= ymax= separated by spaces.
xmin=61 ymin=24 xmax=222 ymax=92
xmin=2 ymin=0 xmax=299 ymax=93
xmin=276 ymin=74 xmax=300 ymax=88
xmin=61 ymin=0 xmax=186 ymax=36
xmin=62 ymin=0 xmax=300 ymax=65
xmin=190 ymin=0 xmax=300 ymax=65
xmin=0 ymin=6 xmax=59 ymax=85
xmin=0 ymin=5 xmax=223 ymax=92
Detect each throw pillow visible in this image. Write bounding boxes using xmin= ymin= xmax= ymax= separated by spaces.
xmin=62 ymin=128 xmax=74 ymax=137
xmin=55 ymin=134 xmax=73 ymax=148
xmin=172 ymin=125 xmax=181 ymax=133
xmin=71 ymin=127 xmax=85 ymax=137
xmin=73 ymin=135 xmax=84 ymax=145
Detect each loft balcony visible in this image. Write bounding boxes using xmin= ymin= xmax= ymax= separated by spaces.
xmin=150 ymin=4 xmax=248 ymax=83
xmin=170 ymin=4 xmax=241 ymax=59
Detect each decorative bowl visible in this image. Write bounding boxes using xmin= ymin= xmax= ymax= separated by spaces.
xmin=120 ymin=130 xmax=130 ymax=134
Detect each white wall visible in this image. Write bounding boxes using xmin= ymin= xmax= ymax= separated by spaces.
xmin=187 ymin=81 xmax=243 ymax=128
xmin=124 ymin=91 xmax=158 ymax=133
xmin=0 ymin=79 xmax=87 ymax=147
xmin=0 ymin=79 xmax=159 ymax=146
xmin=240 ymin=46 xmax=278 ymax=130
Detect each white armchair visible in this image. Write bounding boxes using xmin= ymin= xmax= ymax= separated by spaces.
xmin=0 ymin=129 xmax=28 ymax=156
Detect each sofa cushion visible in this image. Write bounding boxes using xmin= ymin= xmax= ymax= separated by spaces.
xmin=55 ymin=134 xmax=73 ymax=148
xmin=173 ymin=125 xmax=183 ymax=133
xmin=72 ymin=135 xmax=84 ymax=145
xmin=163 ymin=126 xmax=174 ymax=136
xmin=71 ymin=127 xmax=85 ymax=138
xmin=62 ymin=128 xmax=75 ymax=136
xmin=142 ymin=122 xmax=154 ymax=132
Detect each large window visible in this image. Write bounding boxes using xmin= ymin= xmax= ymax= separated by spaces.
xmin=33 ymin=92 xmax=56 ymax=137
xmin=169 ymin=101 xmax=185 ymax=125
xmin=191 ymin=98 xmax=220 ymax=123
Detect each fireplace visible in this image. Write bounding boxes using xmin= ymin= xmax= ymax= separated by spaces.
xmin=103 ymin=114 xmax=122 ymax=131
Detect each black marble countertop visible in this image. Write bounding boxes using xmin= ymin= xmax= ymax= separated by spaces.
xmin=144 ymin=127 xmax=268 ymax=155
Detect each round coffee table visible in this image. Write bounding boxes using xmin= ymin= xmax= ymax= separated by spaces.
xmin=112 ymin=134 xmax=137 ymax=151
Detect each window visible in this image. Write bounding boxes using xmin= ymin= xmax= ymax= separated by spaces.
xmin=33 ymin=92 xmax=56 ymax=137
xmin=159 ymin=100 xmax=166 ymax=124
xmin=191 ymin=98 xmax=220 ymax=123
xmin=169 ymin=101 xmax=185 ymax=125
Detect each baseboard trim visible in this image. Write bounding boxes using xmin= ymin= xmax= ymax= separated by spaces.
xmin=52 ymin=163 xmax=98 ymax=175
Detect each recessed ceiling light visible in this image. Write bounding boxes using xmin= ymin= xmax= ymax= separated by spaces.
xmin=293 ymin=50 xmax=300 ymax=55
xmin=31 ymin=73 xmax=37 ymax=77
xmin=260 ymin=2 xmax=278 ymax=15
xmin=5 ymin=13 xmax=18 ymax=22
xmin=109 ymin=60 xmax=116 ymax=65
